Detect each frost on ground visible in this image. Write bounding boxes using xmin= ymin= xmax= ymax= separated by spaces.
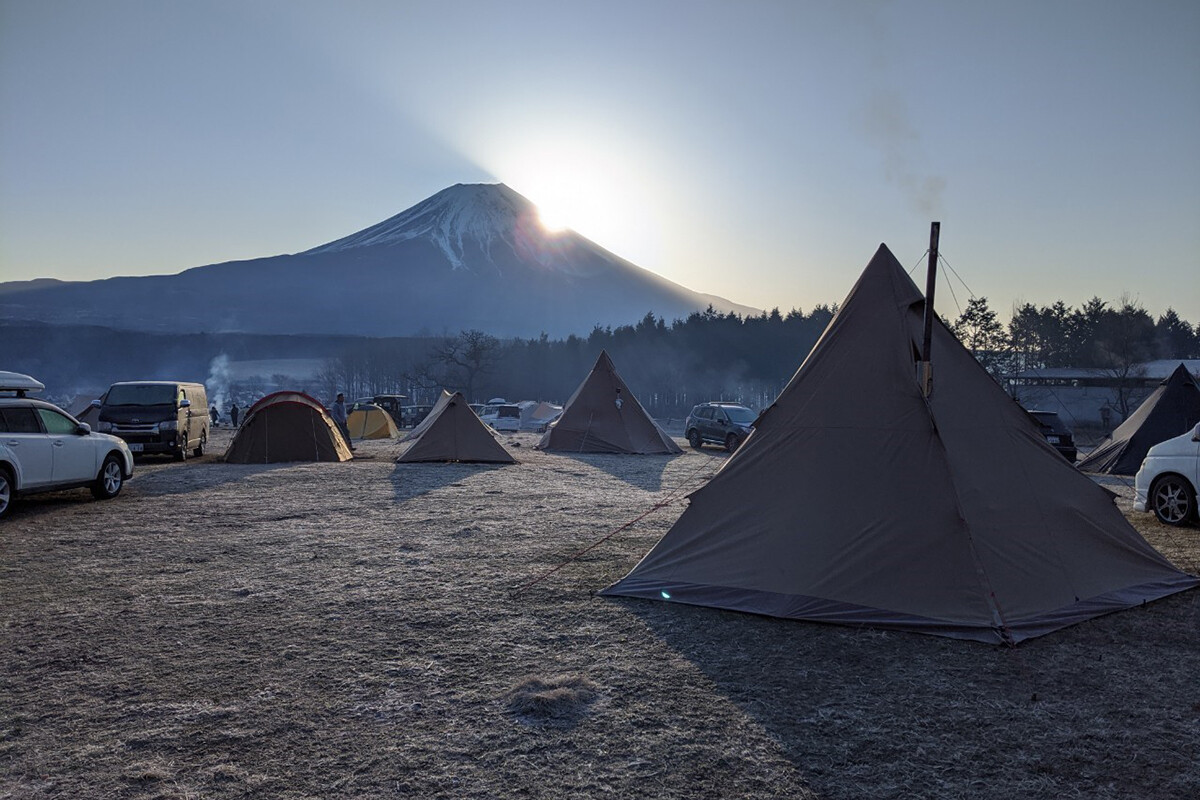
xmin=1 ymin=429 xmax=1198 ymax=799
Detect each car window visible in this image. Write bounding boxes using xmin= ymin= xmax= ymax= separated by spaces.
xmin=0 ymin=406 xmax=42 ymax=433
xmin=697 ymin=407 xmax=713 ymax=420
xmin=715 ymin=409 xmax=728 ymax=423
xmin=106 ymin=384 xmax=178 ymax=405
xmin=38 ymin=408 xmax=79 ymax=434
xmin=725 ymin=407 xmax=756 ymax=425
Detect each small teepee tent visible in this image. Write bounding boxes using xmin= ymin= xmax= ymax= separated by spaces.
xmin=224 ymin=391 xmax=353 ymax=463
xmin=602 ymin=244 xmax=1197 ymax=645
xmin=347 ymin=403 xmax=401 ymax=440
xmin=538 ymin=351 xmax=681 ymax=455
xmin=72 ymin=397 xmax=103 ymax=427
xmin=397 ymin=390 xmax=516 ymax=464
xmin=1077 ymin=364 xmax=1200 ymax=475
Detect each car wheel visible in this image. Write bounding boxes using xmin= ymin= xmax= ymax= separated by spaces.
xmin=0 ymin=466 xmax=13 ymax=519
xmin=194 ymin=433 xmax=206 ymax=458
xmin=687 ymin=429 xmax=702 ymax=449
xmin=1150 ymin=475 xmax=1196 ymax=526
xmin=91 ymin=454 xmax=124 ymax=500
xmin=725 ymin=433 xmax=741 ymax=453
xmin=176 ymin=434 xmax=188 ymax=461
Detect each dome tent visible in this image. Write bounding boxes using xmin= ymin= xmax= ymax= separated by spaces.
xmin=224 ymin=391 xmax=353 ymax=463
xmin=347 ymin=403 xmax=401 ymax=440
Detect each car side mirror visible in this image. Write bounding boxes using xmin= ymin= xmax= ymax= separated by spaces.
xmin=90 ymin=399 xmax=101 ymax=408
xmin=179 ymin=398 xmax=192 ymax=409
xmin=76 ymin=423 xmax=91 ymax=435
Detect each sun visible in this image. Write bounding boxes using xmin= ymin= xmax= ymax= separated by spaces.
xmin=481 ymin=137 xmax=662 ymax=265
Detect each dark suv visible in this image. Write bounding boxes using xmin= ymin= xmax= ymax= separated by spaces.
xmin=1027 ymin=410 xmax=1078 ymax=463
xmin=685 ymin=402 xmax=756 ymax=452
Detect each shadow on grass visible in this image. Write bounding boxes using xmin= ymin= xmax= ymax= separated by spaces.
xmin=615 ymin=592 xmax=1200 ymax=800
xmin=128 ymin=462 xmax=289 ymax=499
xmin=389 ymin=460 xmax=513 ymax=504
xmin=539 ymin=450 xmax=688 ymax=492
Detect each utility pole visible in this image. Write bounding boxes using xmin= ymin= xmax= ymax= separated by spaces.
xmin=919 ymin=221 xmax=940 ymax=397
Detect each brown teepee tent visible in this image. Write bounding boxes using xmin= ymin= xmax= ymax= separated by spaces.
xmin=538 ymin=351 xmax=682 ymax=454
xmin=602 ymin=244 xmax=1197 ymax=644
xmin=1077 ymin=363 xmax=1200 ymax=475
xmin=224 ymin=391 xmax=353 ymax=463
xmin=397 ymin=390 xmax=516 ymax=464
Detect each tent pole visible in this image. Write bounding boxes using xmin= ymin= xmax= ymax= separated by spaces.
xmin=920 ymin=221 xmax=941 ymax=397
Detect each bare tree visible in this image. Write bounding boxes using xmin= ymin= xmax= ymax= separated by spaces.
xmin=429 ymin=329 xmax=502 ymax=401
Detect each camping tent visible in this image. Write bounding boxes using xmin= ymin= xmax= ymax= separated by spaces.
xmin=1076 ymin=363 xmax=1200 ymax=474
xmin=397 ymin=390 xmax=516 ymax=464
xmin=72 ymin=397 xmax=103 ymax=427
xmin=521 ymin=401 xmax=563 ymax=431
xmin=348 ymin=403 xmax=401 ymax=440
xmin=224 ymin=391 xmax=353 ymax=463
xmin=538 ymin=351 xmax=682 ymax=454
xmin=602 ymin=244 xmax=1197 ymax=645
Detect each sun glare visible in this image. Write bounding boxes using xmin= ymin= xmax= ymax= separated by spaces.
xmin=481 ymin=136 xmax=663 ymax=266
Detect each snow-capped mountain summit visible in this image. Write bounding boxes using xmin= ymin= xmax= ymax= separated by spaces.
xmin=0 ymin=183 xmax=757 ymax=337
xmin=307 ymin=183 xmax=538 ymax=269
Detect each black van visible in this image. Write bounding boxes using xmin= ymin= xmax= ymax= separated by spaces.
xmin=95 ymin=381 xmax=210 ymax=460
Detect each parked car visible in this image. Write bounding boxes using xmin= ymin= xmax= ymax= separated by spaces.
xmin=1134 ymin=422 xmax=1200 ymax=526
xmin=369 ymin=394 xmax=407 ymax=426
xmin=94 ymin=380 xmax=209 ymax=460
xmin=0 ymin=371 xmax=134 ymax=520
xmin=685 ymin=402 xmax=756 ymax=452
xmin=1026 ymin=410 xmax=1078 ymax=462
xmin=479 ymin=403 xmax=522 ymax=432
xmin=401 ymin=404 xmax=434 ymax=428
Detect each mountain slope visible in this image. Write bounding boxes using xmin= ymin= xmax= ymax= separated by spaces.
xmin=1 ymin=183 xmax=758 ymax=337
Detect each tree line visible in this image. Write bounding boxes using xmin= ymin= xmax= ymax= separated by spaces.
xmin=318 ymin=297 xmax=1199 ymax=418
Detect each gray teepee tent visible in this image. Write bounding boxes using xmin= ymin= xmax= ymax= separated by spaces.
xmin=397 ymin=390 xmax=516 ymax=464
xmin=1077 ymin=363 xmax=1200 ymax=475
xmin=602 ymin=244 xmax=1197 ymax=644
xmin=538 ymin=350 xmax=682 ymax=455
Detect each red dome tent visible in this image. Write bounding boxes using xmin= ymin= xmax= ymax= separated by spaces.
xmin=224 ymin=391 xmax=353 ymax=463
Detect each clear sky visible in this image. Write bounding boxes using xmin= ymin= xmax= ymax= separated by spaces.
xmin=2 ymin=0 xmax=1197 ymax=324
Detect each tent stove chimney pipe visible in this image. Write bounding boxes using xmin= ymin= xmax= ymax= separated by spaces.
xmin=920 ymin=221 xmax=940 ymax=397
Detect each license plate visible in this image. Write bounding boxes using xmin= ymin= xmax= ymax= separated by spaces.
xmin=128 ymin=443 xmax=144 ymax=452
xmin=1046 ymin=435 xmax=1060 ymax=444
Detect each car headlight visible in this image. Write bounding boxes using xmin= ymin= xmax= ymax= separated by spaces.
xmin=159 ymin=420 xmax=177 ymax=431
xmin=98 ymin=421 xmax=113 ymax=432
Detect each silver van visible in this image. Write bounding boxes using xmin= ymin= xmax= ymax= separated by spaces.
xmin=95 ymin=381 xmax=209 ymax=460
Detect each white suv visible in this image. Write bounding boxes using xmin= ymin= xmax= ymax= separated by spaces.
xmin=1133 ymin=422 xmax=1200 ymax=526
xmin=0 ymin=372 xmax=135 ymax=520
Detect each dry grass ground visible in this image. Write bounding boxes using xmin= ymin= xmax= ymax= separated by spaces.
xmin=2 ymin=428 xmax=1198 ymax=799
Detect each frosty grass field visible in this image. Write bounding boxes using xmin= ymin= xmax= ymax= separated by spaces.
xmin=2 ymin=426 xmax=1198 ymax=799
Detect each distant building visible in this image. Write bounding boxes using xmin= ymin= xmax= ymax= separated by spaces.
xmin=1011 ymin=360 xmax=1200 ymax=428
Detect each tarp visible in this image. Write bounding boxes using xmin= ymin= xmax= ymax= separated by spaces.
xmin=602 ymin=244 xmax=1198 ymax=645
xmin=1077 ymin=363 xmax=1200 ymax=474
xmin=397 ymin=390 xmax=516 ymax=464
xmin=347 ymin=403 xmax=401 ymax=439
xmin=538 ymin=351 xmax=682 ymax=454
xmin=224 ymin=391 xmax=353 ymax=463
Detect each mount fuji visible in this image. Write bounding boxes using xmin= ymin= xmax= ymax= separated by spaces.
xmin=0 ymin=184 xmax=757 ymax=338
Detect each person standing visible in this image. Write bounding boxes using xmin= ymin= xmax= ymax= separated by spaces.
xmin=210 ymin=404 xmax=219 ymax=426
xmin=230 ymin=403 xmax=240 ymax=427
xmin=331 ymin=392 xmax=355 ymax=451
